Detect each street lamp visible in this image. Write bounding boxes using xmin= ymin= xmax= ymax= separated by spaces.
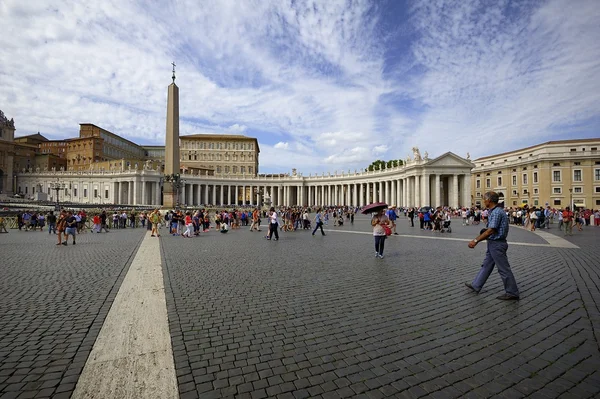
xmin=49 ymin=179 xmax=66 ymax=211
xmin=569 ymin=188 xmax=573 ymax=210
xmin=253 ymin=187 xmax=264 ymax=207
xmin=164 ymin=173 xmax=183 ymax=209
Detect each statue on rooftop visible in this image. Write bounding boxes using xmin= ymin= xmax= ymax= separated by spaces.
xmin=412 ymin=147 xmax=421 ymax=161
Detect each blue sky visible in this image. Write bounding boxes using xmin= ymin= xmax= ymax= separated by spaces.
xmin=1 ymin=0 xmax=599 ymax=174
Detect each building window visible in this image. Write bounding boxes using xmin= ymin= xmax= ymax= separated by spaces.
xmin=553 ymin=171 xmax=561 ymax=182
xmin=534 ymin=188 xmax=538 ymax=194
xmin=574 ymin=187 xmax=582 ymax=194
xmin=522 ymin=174 xmax=528 ymax=185
xmin=248 ymin=166 xmax=253 ymax=174
xmin=533 ymin=172 xmax=538 ymax=183
xmin=241 ymin=166 xmax=245 ymax=174
xmin=512 ymin=190 xmax=517 ymax=195
xmin=554 ymin=199 xmax=561 ymax=206
xmin=216 ymin=166 xmax=221 ymax=173
xmin=595 ymin=169 xmax=600 ymax=181
xmin=497 ymin=177 xmax=502 ymax=186
xmin=573 ymin=170 xmax=582 ymax=182
xmin=476 ymin=180 xmax=481 ymax=189
xmin=83 ymin=189 xmax=87 ymax=198
xmin=476 ymin=192 xmax=481 ymax=197
xmin=595 ymin=187 xmax=600 ymax=193
xmin=74 ymin=188 xmax=78 ymax=196
xmin=486 ymin=179 xmax=490 ymax=188
xmin=233 ymin=166 xmax=238 ymax=173
xmin=225 ymin=166 xmax=230 ymax=173
xmin=574 ymin=162 xmax=581 ymax=166
xmin=512 ymin=176 xmax=517 ymax=186
xmin=553 ymin=187 xmax=561 ymax=194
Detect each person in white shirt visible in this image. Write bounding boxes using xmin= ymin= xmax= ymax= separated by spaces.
xmin=267 ymin=207 xmax=279 ymax=240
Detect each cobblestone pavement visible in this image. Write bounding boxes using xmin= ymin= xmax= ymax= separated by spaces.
xmin=0 ymin=228 xmax=145 ymax=399
xmin=2 ymin=217 xmax=600 ymax=399
xmin=160 ymin=216 xmax=600 ymax=399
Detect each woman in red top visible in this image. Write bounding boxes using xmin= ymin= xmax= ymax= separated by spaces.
xmin=183 ymin=212 xmax=193 ymax=238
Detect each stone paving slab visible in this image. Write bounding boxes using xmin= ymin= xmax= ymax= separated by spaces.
xmin=0 ymin=229 xmax=145 ymax=399
xmin=1 ymin=217 xmax=599 ymax=398
xmin=160 ymin=215 xmax=600 ymax=399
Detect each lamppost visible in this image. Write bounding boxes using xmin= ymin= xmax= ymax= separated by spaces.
xmin=164 ymin=173 xmax=182 ymax=209
xmin=569 ymin=188 xmax=573 ymax=210
xmin=253 ymin=187 xmax=264 ymax=207
xmin=49 ymin=179 xmax=66 ymax=211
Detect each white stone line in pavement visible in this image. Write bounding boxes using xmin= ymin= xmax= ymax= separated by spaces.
xmin=538 ymin=231 xmax=580 ymax=249
xmin=72 ymin=233 xmax=177 ymax=399
xmin=511 ymin=226 xmax=580 ymax=249
xmin=322 ymin=229 xmax=577 ymax=248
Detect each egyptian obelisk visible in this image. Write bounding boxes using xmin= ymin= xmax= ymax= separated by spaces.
xmin=163 ymin=62 xmax=180 ymax=208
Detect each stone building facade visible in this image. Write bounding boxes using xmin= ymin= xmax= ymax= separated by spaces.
xmin=471 ymin=138 xmax=600 ymax=209
xmin=179 ymin=134 xmax=259 ymax=177
xmin=0 ymin=110 xmax=16 ymax=195
xmin=15 ymin=149 xmax=473 ymax=208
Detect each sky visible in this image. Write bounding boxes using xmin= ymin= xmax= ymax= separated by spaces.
xmin=1 ymin=0 xmax=599 ymax=174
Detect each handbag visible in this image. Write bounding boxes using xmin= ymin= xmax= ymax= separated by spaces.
xmin=383 ymin=225 xmax=392 ymax=236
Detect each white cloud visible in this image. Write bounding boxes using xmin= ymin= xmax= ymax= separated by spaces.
xmin=0 ymin=0 xmax=598 ymax=174
xmin=372 ymin=145 xmax=388 ymax=155
xmin=228 ymin=124 xmax=247 ymax=133
xmin=274 ymin=142 xmax=289 ymax=150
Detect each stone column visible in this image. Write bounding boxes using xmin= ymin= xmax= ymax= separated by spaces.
xmin=423 ymin=174 xmax=430 ymax=206
xmin=462 ymin=175 xmax=471 ymax=207
xmin=413 ymin=176 xmax=420 ymax=207
xmin=113 ymin=182 xmax=119 ymax=204
xmin=346 ymin=185 xmax=350 ymax=205
xmin=210 ymin=184 xmax=215 ymax=205
xmin=453 ymin=174 xmax=460 ymax=208
xmin=359 ymin=183 xmax=363 ymax=206
xmin=204 ymin=184 xmax=208 ymax=205
xmin=434 ymin=175 xmax=441 ymax=207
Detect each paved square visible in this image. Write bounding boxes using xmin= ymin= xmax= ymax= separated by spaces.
xmin=1 ymin=216 xmax=600 ymax=398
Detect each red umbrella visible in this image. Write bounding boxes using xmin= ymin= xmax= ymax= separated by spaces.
xmin=361 ymin=202 xmax=388 ymax=214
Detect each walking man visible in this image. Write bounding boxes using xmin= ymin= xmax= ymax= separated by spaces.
xmin=312 ymin=209 xmax=326 ymax=236
xmin=465 ymin=191 xmax=520 ymax=300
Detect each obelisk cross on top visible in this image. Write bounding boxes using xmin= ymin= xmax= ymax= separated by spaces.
xmin=171 ymin=61 xmax=176 ymax=83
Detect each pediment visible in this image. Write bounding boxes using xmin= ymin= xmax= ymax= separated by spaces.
xmin=425 ymin=152 xmax=474 ymax=168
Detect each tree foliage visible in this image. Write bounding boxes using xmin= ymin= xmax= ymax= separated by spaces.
xmin=365 ymin=159 xmax=403 ymax=172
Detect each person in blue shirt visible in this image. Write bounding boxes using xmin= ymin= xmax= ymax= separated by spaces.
xmin=312 ymin=209 xmax=326 ymax=236
xmin=465 ymin=191 xmax=520 ymax=300
xmin=385 ymin=206 xmax=399 ymax=235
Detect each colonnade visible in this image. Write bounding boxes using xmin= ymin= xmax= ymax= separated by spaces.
xmin=18 ymin=155 xmax=473 ymax=208
xmin=136 ymin=172 xmax=471 ymax=208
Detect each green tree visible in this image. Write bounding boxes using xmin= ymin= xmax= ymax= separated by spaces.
xmin=365 ymin=159 xmax=403 ymax=171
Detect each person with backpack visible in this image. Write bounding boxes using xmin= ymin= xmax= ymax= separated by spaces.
xmin=386 ymin=206 xmax=399 ymax=235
